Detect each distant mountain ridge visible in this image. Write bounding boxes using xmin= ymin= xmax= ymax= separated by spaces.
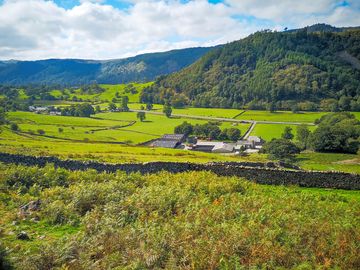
xmin=286 ymin=23 xmax=360 ymax=33
xmin=0 ymin=47 xmax=214 ymax=86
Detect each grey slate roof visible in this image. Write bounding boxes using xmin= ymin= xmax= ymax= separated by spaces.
xmin=161 ymin=134 xmax=185 ymax=141
xmin=152 ymin=140 xmax=179 ymax=149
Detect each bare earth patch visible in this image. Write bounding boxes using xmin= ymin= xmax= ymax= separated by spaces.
xmin=334 ymin=158 xmax=360 ymax=165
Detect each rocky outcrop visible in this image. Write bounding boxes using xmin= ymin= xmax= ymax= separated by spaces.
xmin=19 ymin=199 xmax=41 ymax=218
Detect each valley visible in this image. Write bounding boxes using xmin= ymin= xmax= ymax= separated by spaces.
xmin=1 ymin=21 xmax=360 ymax=270
xmin=1 ymin=83 xmax=359 ymax=173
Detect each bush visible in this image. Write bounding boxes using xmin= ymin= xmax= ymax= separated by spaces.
xmin=10 ymin=123 xmax=19 ymax=131
xmin=43 ymin=200 xmax=79 ymax=225
xmin=281 ymin=126 xmax=294 ymax=140
xmin=174 ymin=121 xmax=193 ymax=136
xmin=226 ymin=128 xmax=241 ymax=141
xmin=262 ymin=138 xmax=300 ymax=161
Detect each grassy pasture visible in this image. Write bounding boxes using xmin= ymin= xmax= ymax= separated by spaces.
xmin=236 ymin=110 xmax=329 ymax=123
xmin=3 ymin=110 xmax=250 ymax=146
xmin=97 ymin=112 xmax=251 ymax=139
xmin=1 ymin=107 xmax=360 ymax=174
xmin=250 ymin=123 xmax=317 ymax=141
xmin=172 ymin=107 xmax=244 ymax=118
xmin=127 ymin=105 xmax=360 ymax=124
xmin=1 ymin=125 xmax=359 ymax=173
xmin=8 ymin=111 xmax=126 ymax=127
xmin=51 ymin=83 xmax=152 ymax=103
xmin=0 ymin=129 xmax=267 ymax=164
xmin=127 ymin=105 xmax=245 ymax=119
xmin=297 ymin=152 xmax=360 ymax=174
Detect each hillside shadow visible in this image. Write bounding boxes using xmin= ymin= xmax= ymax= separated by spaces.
xmin=295 ymin=156 xmax=310 ymax=162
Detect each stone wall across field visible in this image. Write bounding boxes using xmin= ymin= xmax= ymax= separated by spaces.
xmin=0 ymin=152 xmax=359 ymax=190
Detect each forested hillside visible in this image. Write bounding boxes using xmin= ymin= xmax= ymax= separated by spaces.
xmin=0 ymin=47 xmax=213 ymax=86
xmin=141 ymin=25 xmax=360 ymax=111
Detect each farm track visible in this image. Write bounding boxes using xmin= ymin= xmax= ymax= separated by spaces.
xmin=130 ymin=110 xmax=316 ymax=125
xmin=242 ymin=121 xmax=257 ymax=140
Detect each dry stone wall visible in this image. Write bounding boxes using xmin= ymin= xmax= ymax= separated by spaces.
xmin=0 ymin=152 xmax=359 ymax=190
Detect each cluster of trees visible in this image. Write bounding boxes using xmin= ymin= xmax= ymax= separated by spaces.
xmin=60 ymin=103 xmax=95 ymax=117
xmin=141 ymin=29 xmax=360 ymax=111
xmin=311 ymin=112 xmax=360 ymax=154
xmin=124 ymin=84 xmax=138 ymax=94
xmin=174 ymin=121 xmax=241 ymax=141
xmin=0 ymin=104 xmax=6 ymax=128
xmin=293 ymin=113 xmax=359 ymax=154
xmin=79 ymin=83 xmax=104 ymax=95
xmin=263 ymin=112 xmax=360 ymax=161
xmin=262 ymin=127 xmax=300 ymax=161
xmin=108 ymin=96 xmax=129 ymax=112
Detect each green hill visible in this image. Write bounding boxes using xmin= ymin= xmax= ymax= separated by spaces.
xmin=141 ymin=25 xmax=360 ymax=111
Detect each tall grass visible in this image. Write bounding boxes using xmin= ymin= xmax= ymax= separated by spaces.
xmin=1 ymin=164 xmax=359 ymax=269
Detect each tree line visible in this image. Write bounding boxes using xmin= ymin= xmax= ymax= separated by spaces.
xmin=262 ymin=112 xmax=360 ymax=161
xmin=174 ymin=121 xmax=241 ymax=141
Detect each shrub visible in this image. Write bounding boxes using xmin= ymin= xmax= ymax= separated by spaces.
xmin=10 ymin=123 xmax=19 ymax=131
xmin=281 ymin=126 xmax=294 ymax=140
xmin=262 ymin=138 xmax=300 ymax=161
xmin=43 ymin=200 xmax=79 ymax=225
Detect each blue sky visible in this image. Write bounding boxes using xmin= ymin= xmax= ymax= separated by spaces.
xmin=0 ymin=0 xmax=359 ymax=60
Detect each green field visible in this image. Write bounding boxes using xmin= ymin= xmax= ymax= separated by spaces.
xmin=128 ymin=104 xmax=360 ymax=124
xmin=166 ymin=107 xmax=243 ymax=118
xmin=297 ymin=152 xmax=360 ymax=174
xmin=51 ymin=83 xmax=152 ymax=103
xmin=236 ymin=110 xmax=328 ymax=123
xmin=6 ymin=111 xmax=250 ymax=145
xmin=0 ymin=128 xmax=268 ymax=164
xmin=1 ymin=105 xmax=360 ymax=174
xmin=250 ymin=123 xmax=317 ymax=141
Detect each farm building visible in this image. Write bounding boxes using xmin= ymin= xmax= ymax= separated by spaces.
xmin=191 ymin=141 xmax=235 ymax=153
xmin=235 ymin=136 xmax=265 ymax=153
xmin=29 ymin=106 xmax=48 ymax=113
xmin=161 ymin=134 xmax=186 ymax=142
xmin=247 ymin=136 xmax=265 ymax=146
xmin=150 ymin=134 xmax=185 ymax=149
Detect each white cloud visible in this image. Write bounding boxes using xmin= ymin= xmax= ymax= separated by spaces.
xmin=0 ymin=0 xmax=359 ymax=60
xmin=0 ymin=0 xmax=253 ymax=60
xmin=225 ymin=0 xmax=360 ymax=27
xmin=79 ymin=0 xmax=105 ymax=3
